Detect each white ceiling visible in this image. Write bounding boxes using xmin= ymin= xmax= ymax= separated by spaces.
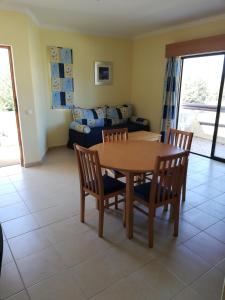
xmin=1 ymin=0 xmax=225 ymax=37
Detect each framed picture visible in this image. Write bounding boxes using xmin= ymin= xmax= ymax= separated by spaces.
xmin=95 ymin=61 xmax=112 ymax=85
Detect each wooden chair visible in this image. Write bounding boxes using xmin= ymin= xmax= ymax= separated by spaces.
xmin=75 ymin=144 xmax=125 ymax=237
xmin=133 ymin=151 xmax=188 ymax=247
xmin=166 ymin=128 xmax=193 ymax=202
xmin=102 ymin=128 xmax=128 ymax=209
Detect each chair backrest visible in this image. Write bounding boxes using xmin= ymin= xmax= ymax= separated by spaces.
xmin=102 ymin=128 xmax=128 ymax=143
xmin=75 ymin=144 xmax=103 ymax=196
xmin=166 ymin=128 xmax=193 ymax=151
xmin=150 ymin=151 xmax=188 ymax=206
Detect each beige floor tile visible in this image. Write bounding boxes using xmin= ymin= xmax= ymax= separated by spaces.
xmin=27 ymin=270 xmax=86 ymax=300
xmin=16 ymin=246 xmax=66 ymax=287
xmin=32 ymin=203 xmax=77 ymax=227
xmin=191 ymin=267 xmax=225 ymax=300
xmin=2 ymin=241 xmax=14 ymax=267
xmin=39 ymin=216 xmax=90 ymax=244
xmin=0 ymin=184 xmax=17 ymax=196
xmin=91 ymin=270 xmax=156 ymax=300
xmin=0 ymin=262 xmax=24 ymax=299
xmin=184 ymin=232 xmax=225 ymax=266
xmin=192 ymin=184 xmax=224 ymax=199
xmin=173 ymin=287 xmax=204 ymax=300
xmin=197 ymin=200 xmax=225 ymax=220
xmin=3 ymin=215 xmax=39 ymax=239
xmin=181 ymin=208 xmax=219 ymax=230
xmin=216 ymin=258 xmax=225 ymax=275
xmin=0 ymin=193 xmax=22 ymax=208
xmin=205 ymin=220 xmax=225 ymax=243
xmin=94 ymin=258 xmax=185 ymax=300
xmin=4 ymin=290 xmax=29 ymax=300
xmin=54 ymin=230 xmax=111 ymax=267
xmin=161 ymin=245 xmax=211 ymax=284
xmin=214 ymin=193 xmax=225 ymax=206
xmin=184 ymin=190 xmax=208 ymax=207
xmin=0 ymin=203 xmax=29 ymax=223
xmin=8 ymin=230 xmax=51 ymax=260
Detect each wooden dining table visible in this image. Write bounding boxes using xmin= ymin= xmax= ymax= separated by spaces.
xmin=91 ymin=140 xmax=185 ymax=239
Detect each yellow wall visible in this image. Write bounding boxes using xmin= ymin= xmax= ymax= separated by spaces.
xmin=40 ymin=30 xmax=132 ymax=147
xmin=1 ymin=10 xmax=225 ymax=164
xmin=27 ymin=20 xmax=47 ymax=159
xmin=131 ymin=18 xmax=225 ymax=132
xmin=0 ymin=11 xmax=43 ymax=165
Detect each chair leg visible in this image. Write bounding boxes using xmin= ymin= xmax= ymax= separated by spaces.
xmin=105 ymin=199 xmax=109 ymax=209
xmin=123 ymin=200 xmax=126 ymax=227
xmin=80 ymin=191 xmax=85 ymax=223
xmin=164 ymin=204 xmax=168 ymax=211
xmin=148 ymin=210 xmax=154 ymax=248
xmin=98 ymin=199 xmax=104 ymax=238
xmin=96 ymin=199 xmax=99 ymax=210
xmin=173 ymin=202 xmax=180 ymax=237
xmin=182 ymin=166 xmax=187 ymax=202
xmin=115 ymin=195 xmax=118 ymax=209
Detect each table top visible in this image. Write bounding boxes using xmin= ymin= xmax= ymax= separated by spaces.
xmin=129 ymin=131 xmax=161 ymax=142
xmin=91 ymin=140 xmax=185 ymax=173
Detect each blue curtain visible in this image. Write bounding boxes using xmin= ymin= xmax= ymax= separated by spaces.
xmin=160 ymin=57 xmax=182 ymax=142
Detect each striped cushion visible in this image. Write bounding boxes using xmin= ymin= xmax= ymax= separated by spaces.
xmin=107 ymin=104 xmax=133 ymax=126
xmin=72 ymin=106 xmax=106 ymax=127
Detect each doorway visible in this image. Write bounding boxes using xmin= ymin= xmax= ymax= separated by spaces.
xmin=177 ymin=53 xmax=225 ymax=162
xmin=0 ymin=46 xmax=23 ymax=167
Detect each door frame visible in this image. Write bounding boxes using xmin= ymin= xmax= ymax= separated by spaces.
xmin=0 ymin=45 xmax=24 ymax=166
xmin=211 ymin=55 xmax=225 ymax=162
xmin=177 ymin=52 xmax=225 ymax=162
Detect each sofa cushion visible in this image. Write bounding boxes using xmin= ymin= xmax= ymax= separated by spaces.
xmin=72 ymin=106 xmax=106 ymax=127
xmin=130 ymin=116 xmax=149 ymax=126
xmin=106 ymin=104 xmax=132 ymax=126
xmin=70 ymin=121 xmax=91 ymax=134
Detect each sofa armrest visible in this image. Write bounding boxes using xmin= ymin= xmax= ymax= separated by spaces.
xmin=129 ymin=116 xmax=149 ymax=127
xmin=69 ymin=121 xmax=91 ymax=134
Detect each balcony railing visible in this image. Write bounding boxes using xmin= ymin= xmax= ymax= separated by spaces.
xmin=181 ymin=103 xmax=225 ymax=112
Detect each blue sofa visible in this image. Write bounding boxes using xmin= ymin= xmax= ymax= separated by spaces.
xmin=67 ymin=104 xmax=150 ymax=148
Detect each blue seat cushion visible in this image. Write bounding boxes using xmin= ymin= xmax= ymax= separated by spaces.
xmin=103 ymin=175 xmax=125 ymax=195
xmin=109 ymin=169 xmax=124 ymax=178
xmin=134 ymin=182 xmax=151 ymax=201
xmin=134 ymin=182 xmax=174 ymax=203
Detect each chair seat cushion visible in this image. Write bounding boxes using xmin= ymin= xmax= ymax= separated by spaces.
xmin=134 ymin=182 xmax=151 ymax=201
xmin=103 ymin=175 xmax=125 ymax=195
xmin=134 ymin=182 xmax=174 ymax=203
xmin=109 ymin=169 xmax=124 ymax=178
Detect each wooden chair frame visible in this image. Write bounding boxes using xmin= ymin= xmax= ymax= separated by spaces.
xmin=75 ymin=144 xmax=125 ymax=237
xmin=134 ymin=151 xmax=188 ymax=247
xmin=102 ymin=128 xmax=128 ymax=209
xmin=166 ymin=128 xmax=193 ymax=202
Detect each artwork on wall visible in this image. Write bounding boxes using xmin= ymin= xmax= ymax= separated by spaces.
xmin=95 ymin=61 xmax=113 ymax=85
xmin=48 ymin=46 xmax=74 ymax=109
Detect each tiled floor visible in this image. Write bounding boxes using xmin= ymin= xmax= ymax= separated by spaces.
xmin=0 ymin=147 xmax=225 ymax=300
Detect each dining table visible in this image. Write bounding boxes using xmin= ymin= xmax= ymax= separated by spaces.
xmin=91 ymin=140 xmax=185 ymax=239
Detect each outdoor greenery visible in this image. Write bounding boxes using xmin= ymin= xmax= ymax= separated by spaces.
xmin=0 ymin=72 xmax=14 ymax=111
xmin=182 ymin=78 xmax=225 ymax=105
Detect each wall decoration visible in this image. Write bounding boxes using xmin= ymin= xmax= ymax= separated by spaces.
xmin=48 ymin=46 xmax=74 ymax=108
xmin=95 ymin=61 xmax=112 ymax=85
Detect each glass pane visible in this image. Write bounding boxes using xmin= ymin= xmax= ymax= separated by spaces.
xmin=214 ymin=83 xmax=225 ymax=159
xmin=177 ymin=55 xmax=224 ymax=156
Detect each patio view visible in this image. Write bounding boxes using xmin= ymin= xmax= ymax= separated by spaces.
xmin=177 ymin=54 xmax=225 ymax=159
xmin=0 ymin=47 xmax=20 ymax=167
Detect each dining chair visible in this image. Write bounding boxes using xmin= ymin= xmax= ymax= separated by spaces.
xmin=102 ymin=128 xmax=128 ymax=209
xmin=166 ymin=128 xmax=193 ymax=202
xmin=75 ymin=144 xmax=125 ymax=237
xmin=133 ymin=151 xmax=188 ymax=247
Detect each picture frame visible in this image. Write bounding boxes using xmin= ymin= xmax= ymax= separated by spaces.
xmin=94 ymin=61 xmax=113 ymax=85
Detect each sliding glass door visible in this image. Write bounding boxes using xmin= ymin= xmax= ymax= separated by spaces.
xmin=212 ymin=59 xmax=225 ymax=161
xmin=177 ymin=53 xmax=225 ymax=162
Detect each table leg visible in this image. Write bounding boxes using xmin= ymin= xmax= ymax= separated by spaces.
xmin=126 ymin=172 xmax=134 ymax=239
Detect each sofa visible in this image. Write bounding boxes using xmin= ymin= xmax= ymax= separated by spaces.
xmin=67 ymin=104 xmax=150 ymax=148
